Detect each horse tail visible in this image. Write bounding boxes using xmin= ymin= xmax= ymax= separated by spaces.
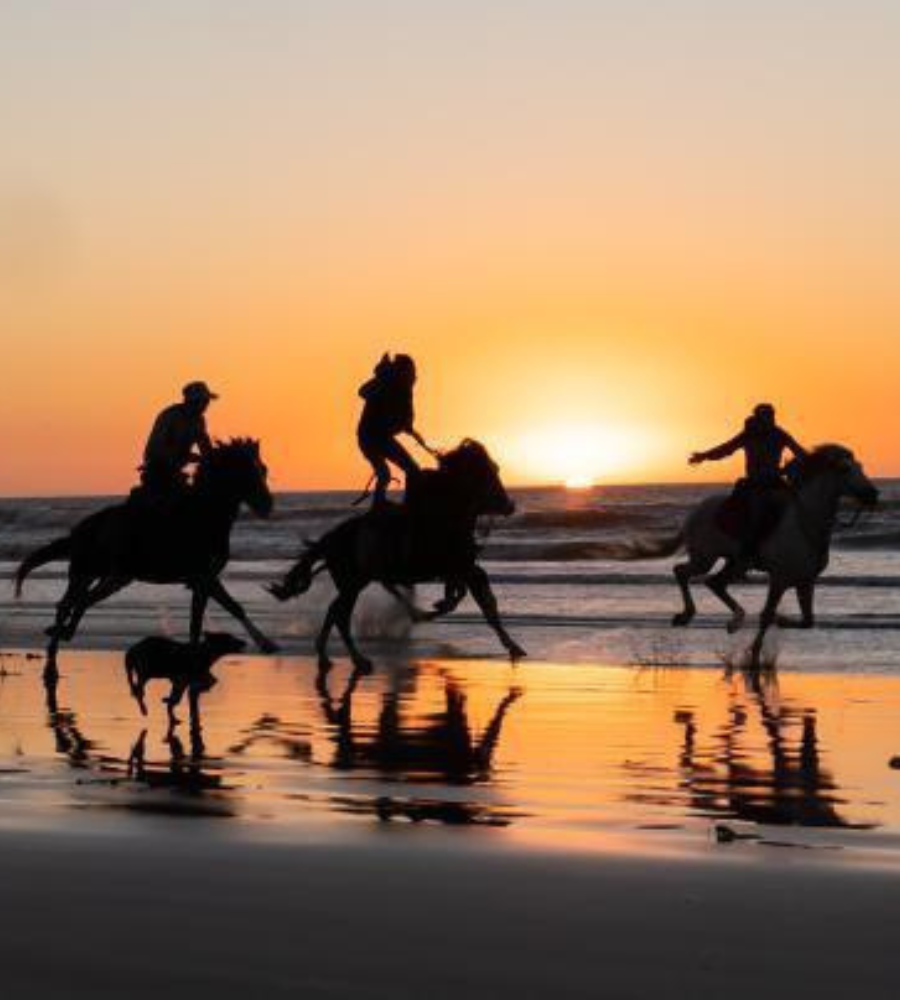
xmin=606 ymin=528 xmax=686 ymax=561
xmin=267 ymin=541 xmax=327 ymax=602
xmin=14 ymin=537 xmax=72 ymax=597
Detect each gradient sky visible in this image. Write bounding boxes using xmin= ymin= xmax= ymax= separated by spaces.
xmin=1 ymin=0 xmax=898 ymax=494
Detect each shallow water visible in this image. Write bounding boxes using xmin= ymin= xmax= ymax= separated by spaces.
xmin=3 ymin=650 xmax=900 ymax=860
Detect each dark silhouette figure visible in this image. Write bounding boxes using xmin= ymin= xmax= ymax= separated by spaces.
xmin=268 ymin=439 xmax=525 ymax=670
xmin=16 ymin=438 xmax=277 ymax=682
xmin=689 ymin=402 xmax=807 ymax=561
xmin=125 ymin=632 xmax=246 ymax=724
xmin=357 ymin=354 xmax=432 ymax=506
xmin=317 ymin=667 xmax=522 ymax=825
xmin=139 ymin=381 xmax=216 ymax=496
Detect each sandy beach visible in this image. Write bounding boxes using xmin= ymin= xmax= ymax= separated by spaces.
xmin=2 ymin=645 xmax=900 ymax=997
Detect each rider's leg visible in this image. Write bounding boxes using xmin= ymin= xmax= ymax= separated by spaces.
xmin=359 ymin=437 xmax=392 ymax=506
xmin=382 ymin=437 xmax=421 ymax=502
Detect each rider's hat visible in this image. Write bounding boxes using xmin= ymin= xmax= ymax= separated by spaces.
xmin=183 ymin=381 xmax=218 ymax=403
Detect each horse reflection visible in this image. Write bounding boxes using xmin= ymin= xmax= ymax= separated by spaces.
xmin=318 ymin=668 xmax=520 ymax=783
xmin=44 ymin=684 xmax=98 ymax=769
xmin=672 ymin=675 xmax=867 ymax=829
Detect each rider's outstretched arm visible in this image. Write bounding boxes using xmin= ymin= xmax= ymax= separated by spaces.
xmin=690 ymin=432 xmax=745 ymax=465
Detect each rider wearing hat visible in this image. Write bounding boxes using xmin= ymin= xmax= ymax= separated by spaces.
xmin=140 ymin=381 xmax=217 ymax=494
xmin=357 ymin=353 xmax=431 ymax=506
xmin=689 ymin=403 xmax=807 ymax=559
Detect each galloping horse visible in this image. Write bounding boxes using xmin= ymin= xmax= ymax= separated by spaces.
xmin=15 ymin=439 xmax=278 ymax=680
xmin=268 ymin=439 xmax=525 ymax=671
xmin=626 ymin=445 xmax=878 ymax=667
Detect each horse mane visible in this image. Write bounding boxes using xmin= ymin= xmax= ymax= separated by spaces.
xmin=438 ymin=438 xmax=496 ymax=474
xmin=787 ymin=444 xmax=854 ymax=485
xmin=194 ymin=438 xmax=261 ymax=483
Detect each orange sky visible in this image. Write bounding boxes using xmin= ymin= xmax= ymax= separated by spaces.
xmin=1 ymin=2 xmax=898 ymax=495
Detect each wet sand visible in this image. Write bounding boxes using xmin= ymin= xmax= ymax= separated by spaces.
xmin=3 ymin=828 xmax=900 ymax=1000
xmin=3 ymin=648 xmax=900 ymax=996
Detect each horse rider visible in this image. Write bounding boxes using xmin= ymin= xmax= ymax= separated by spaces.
xmin=138 ymin=381 xmax=217 ymax=497
xmin=357 ymin=353 xmax=433 ymax=506
xmin=689 ymin=403 xmax=807 ymax=561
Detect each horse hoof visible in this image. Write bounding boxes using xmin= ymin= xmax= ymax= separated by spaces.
xmin=258 ymin=638 xmax=280 ymax=654
xmin=352 ymin=656 xmax=374 ymax=675
xmin=672 ymin=613 xmax=693 ymax=628
xmin=508 ymin=644 xmax=527 ymax=662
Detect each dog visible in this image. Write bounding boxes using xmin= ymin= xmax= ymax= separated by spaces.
xmin=124 ymin=632 xmax=246 ymax=722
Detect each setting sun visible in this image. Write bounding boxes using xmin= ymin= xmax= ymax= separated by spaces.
xmin=503 ymin=424 xmax=652 ymax=486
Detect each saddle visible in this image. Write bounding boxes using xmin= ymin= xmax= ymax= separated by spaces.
xmin=362 ymin=474 xmax=476 ymax=580
xmin=715 ymin=479 xmax=789 ymax=549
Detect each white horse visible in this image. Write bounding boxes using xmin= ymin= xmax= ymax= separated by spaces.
xmin=625 ymin=445 xmax=878 ymax=668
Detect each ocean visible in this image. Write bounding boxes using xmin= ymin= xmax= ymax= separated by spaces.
xmin=2 ymin=482 xmax=900 ymax=671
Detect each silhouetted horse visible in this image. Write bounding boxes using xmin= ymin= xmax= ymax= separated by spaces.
xmin=15 ymin=439 xmax=277 ymax=680
xmin=269 ymin=439 xmax=525 ymax=670
xmin=621 ymin=445 xmax=878 ymax=668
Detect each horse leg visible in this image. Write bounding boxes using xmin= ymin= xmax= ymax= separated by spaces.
xmin=332 ymin=587 xmax=373 ymax=673
xmin=777 ymin=582 xmax=816 ymax=629
xmin=466 ymin=566 xmax=526 ymax=661
xmin=190 ymin=587 xmax=209 ymax=645
xmin=382 ymin=584 xmax=431 ymax=623
xmin=749 ymin=582 xmax=787 ymax=671
xmin=44 ymin=575 xmax=92 ymax=682
xmin=672 ymin=555 xmax=714 ymax=627
xmin=206 ymin=579 xmax=279 ymax=653
xmin=52 ymin=574 xmax=130 ymax=645
xmin=705 ymin=560 xmax=747 ymax=633
xmin=316 ymin=598 xmax=340 ymax=672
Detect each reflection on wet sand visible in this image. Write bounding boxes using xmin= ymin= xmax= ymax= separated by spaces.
xmin=315 ymin=666 xmax=523 ymax=825
xmin=3 ymin=650 xmax=900 ymax=849
xmin=43 ymin=680 xmax=239 ymax=817
xmin=625 ymin=670 xmax=871 ymax=830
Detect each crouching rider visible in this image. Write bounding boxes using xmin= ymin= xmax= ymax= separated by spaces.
xmin=357 ymin=353 xmax=433 ymax=507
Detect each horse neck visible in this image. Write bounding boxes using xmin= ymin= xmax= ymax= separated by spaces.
xmin=192 ymin=478 xmax=242 ymax=529
xmin=792 ymin=471 xmax=842 ymax=550
xmin=429 ymin=471 xmax=479 ymax=528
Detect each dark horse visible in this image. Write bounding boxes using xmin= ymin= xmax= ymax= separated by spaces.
xmin=15 ymin=439 xmax=278 ymax=681
xmin=268 ymin=439 xmax=525 ymax=671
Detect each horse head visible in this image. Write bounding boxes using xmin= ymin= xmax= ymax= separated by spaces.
xmin=194 ymin=438 xmax=273 ymax=517
xmin=787 ymin=444 xmax=879 ymax=508
xmin=438 ymin=439 xmax=515 ymax=517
